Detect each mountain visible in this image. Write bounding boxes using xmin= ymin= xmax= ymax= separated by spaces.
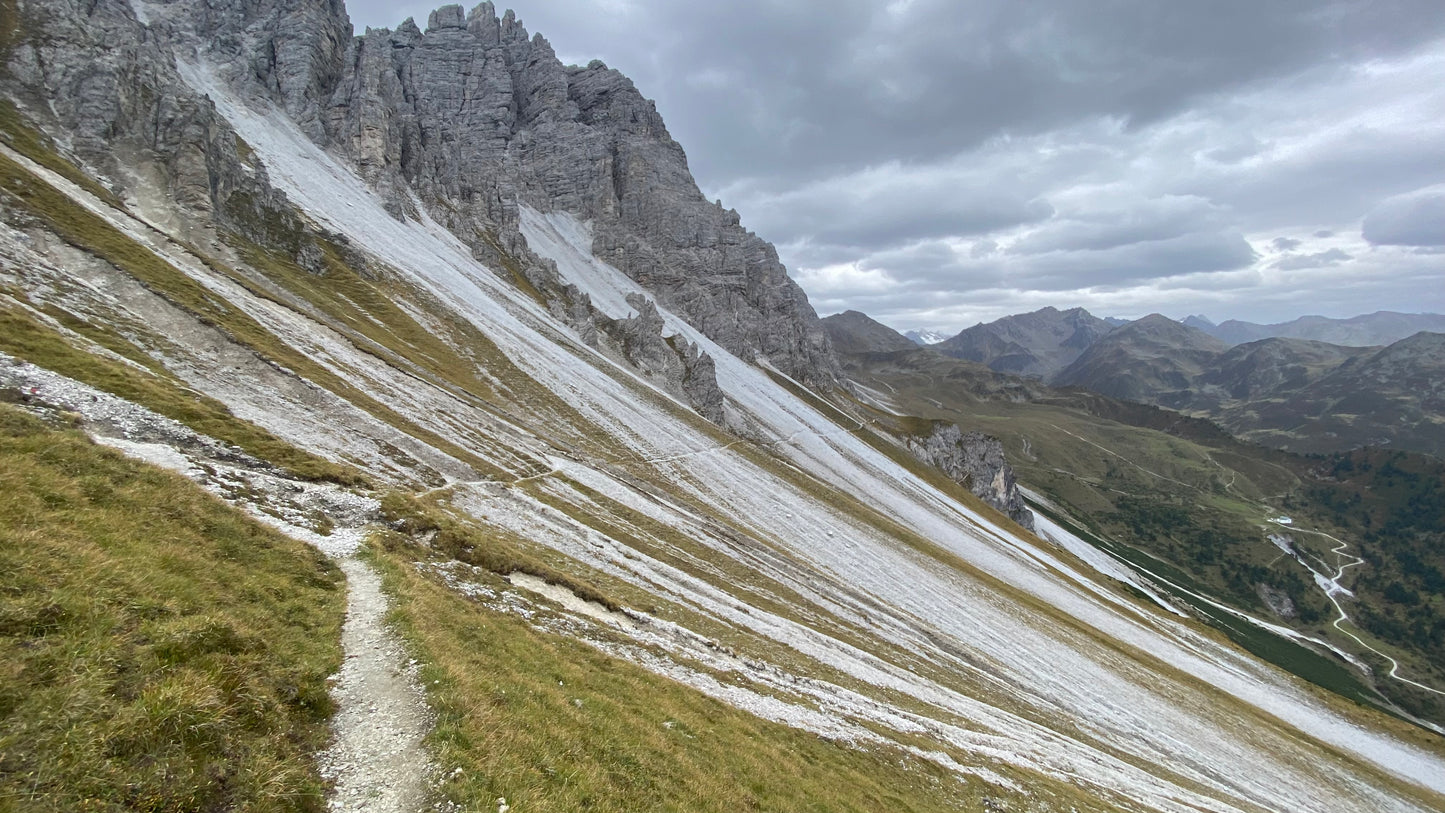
xmin=828 ymin=324 xmax=1445 ymax=726
xmin=1053 ymin=314 xmax=1230 ymax=402
xmin=1052 ymin=318 xmax=1445 ymax=457
xmin=1198 ymin=337 xmax=1373 ymax=401
xmin=904 ymin=328 xmax=949 ymax=345
xmin=1182 ymin=314 xmax=1216 ymax=331
xmin=935 ymin=305 xmax=1116 ymax=379
xmin=820 ymin=310 xmax=917 ymax=354
xmin=1209 ymin=311 xmax=1445 ymax=347
xmin=1218 ymin=331 xmax=1445 ymax=456
xmin=2 ymin=2 xmax=1444 ymax=811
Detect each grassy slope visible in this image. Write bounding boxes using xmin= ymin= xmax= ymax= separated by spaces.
xmin=2 ymin=88 xmax=1438 ymax=806
xmin=841 ymin=349 xmax=1445 ymax=724
xmin=0 ymin=147 xmax=506 ymax=484
xmin=0 ymin=298 xmax=365 ymax=485
xmin=0 ymin=406 xmax=345 ymax=812
xmin=367 ymin=540 xmax=1122 ymax=813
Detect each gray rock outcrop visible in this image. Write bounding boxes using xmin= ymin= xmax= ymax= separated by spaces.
xmin=321 ymin=3 xmax=839 ymax=388
xmin=907 ymin=424 xmax=1035 ymax=531
xmin=130 ymin=0 xmax=837 ymax=389
xmin=597 ymin=293 xmax=726 ymax=424
xmin=4 ymin=0 xmax=835 ymax=419
xmin=4 ymin=0 xmax=335 ymax=268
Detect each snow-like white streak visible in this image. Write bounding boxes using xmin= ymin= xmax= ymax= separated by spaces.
xmin=166 ymin=64 xmax=1445 ymax=812
xmin=126 ymin=0 xmax=150 ymax=25
xmin=849 ymin=381 xmax=905 ymax=415
xmin=1022 ymin=488 xmax=1184 ymax=617
xmin=515 ymin=209 xmax=1445 ymax=808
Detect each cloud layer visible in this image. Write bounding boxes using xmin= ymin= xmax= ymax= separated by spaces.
xmin=347 ymin=0 xmax=1445 ymax=334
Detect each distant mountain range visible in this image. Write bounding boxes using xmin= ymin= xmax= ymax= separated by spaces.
xmin=1200 ymin=311 xmax=1445 ymax=347
xmin=835 ymin=307 xmax=1445 ymax=458
xmin=926 ymin=308 xmax=1444 ymax=372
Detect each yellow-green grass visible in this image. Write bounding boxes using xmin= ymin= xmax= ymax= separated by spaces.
xmin=0 ymin=100 xmax=124 ymax=209
xmin=0 ymin=148 xmax=502 ymax=482
xmin=0 ymin=405 xmax=345 ymax=811
xmin=0 ymin=296 xmax=365 ymax=485
xmin=366 ymin=540 xmax=1128 ymax=813
xmin=378 ymin=490 xmax=621 ymax=611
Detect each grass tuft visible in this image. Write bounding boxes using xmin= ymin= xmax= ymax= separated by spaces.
xmin=0 ymin=405 xmax=345 ymax=811
xmin=363 ymin=541 xmax=1074 ymax=813
xmin=378 ymin=491 xmax=621 ymax=611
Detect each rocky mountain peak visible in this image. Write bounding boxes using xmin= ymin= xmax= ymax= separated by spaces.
xmin=317 ymin=0 xmax=840 ymax=388
xmin=426 ymin=4 xmax=467 ymax=31
xmin=21 ymin=0 xmax=838 ymax=394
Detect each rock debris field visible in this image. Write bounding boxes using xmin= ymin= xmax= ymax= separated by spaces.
xmin=0 ymin=354 xmax=436 ymax=812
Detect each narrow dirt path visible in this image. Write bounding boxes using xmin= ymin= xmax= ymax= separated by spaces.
xmin=320 ymin=556 xmax=435 ymax=812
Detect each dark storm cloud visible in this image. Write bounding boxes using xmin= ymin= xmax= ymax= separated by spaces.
xmin=1007 ymin=231 xmax=1260 ymax=289
xmin=344 ymin=0 xmax=1445 ymax=329
xmin=1008 ymin=195 xmax=1228 ymax=255
xmin=740 ymin=177 xmax=1054 ymax=249
xmin=348 ymin=1 xmax=1445 ymax=185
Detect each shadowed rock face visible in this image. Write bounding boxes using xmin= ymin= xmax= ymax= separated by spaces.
xmin=10 ymin=0 xmax=838 ymax=395
xmin=321 ymin=2 xmax=838 ymax=389
xmin=820 ymin=310 xmax=918 ymax=355
xmin=906 ymin=424 xmax=1034 ymax=532
xmin=936 ymin=306 xmax=1117 ymax=380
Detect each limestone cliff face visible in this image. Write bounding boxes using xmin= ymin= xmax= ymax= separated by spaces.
xmin=907 ymin=425 xmax=1035 ymax=531
xmin=131 ymin=0 xmax=836 ymax=389
xmin=318 ymin=3 xmax=838 ymax=388
xmin=140 ymin=0 xmax=353 ymax=141
xmin=6 ymin=0 xmax=234 ymax=212
xmin=4 ymin=0 xmax=839 ymax=423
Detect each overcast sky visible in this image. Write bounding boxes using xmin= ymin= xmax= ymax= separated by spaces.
xmin=346 ymin=1 xmax=1445 ymax=335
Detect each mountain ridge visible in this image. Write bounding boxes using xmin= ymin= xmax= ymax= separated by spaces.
xmin=1202 ymin=310 xmax=1445 ymax=346
xmin=1053 ymin=314 xmax=1231 ymax=401
xmin=2 ymin=2 xmax=1444 ymax=810
xmin=936 ymin=305 xmax=1116 ymax=379
xmin=820 ymin=310 xmax=917 ymax=355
